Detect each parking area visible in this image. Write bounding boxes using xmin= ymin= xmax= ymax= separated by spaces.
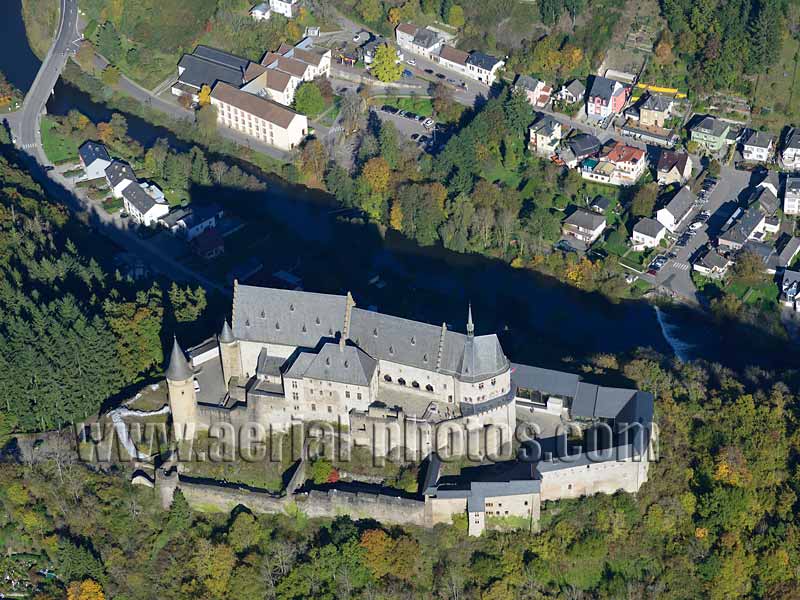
xmin=371 ymin=105 xmax=452 ymax=152
xmin=651 ymin=167 xmax=754 ymax=298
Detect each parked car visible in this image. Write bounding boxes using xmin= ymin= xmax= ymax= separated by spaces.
xmin=406 ymin=58 xmax=416 ymax=66
xmin=423 ymin=118 xmax=435 ymax=129
xmin=418 ymin=135 xmax=431 ymax=146
xmin=381 ymin=105 xmax=399 ymax=114
xmin=689 ymin=221 xmax=703 ymax=231
xmin=555 ymin=240 xmax=577 ymax=253
xmin=410 ymin=133 xmax=420 ymax=141
xmin=447 ymin=78 xmax=457 ymax=85
xmin=415 ymin=115 xmax=426 ymax=122
xmin=402 ymin=69 xmax=414 ymax=79
xmin=424 ymin=68 xmax=434 ymax=75
xmin=435 ymin=72 xmax=446 ymax=79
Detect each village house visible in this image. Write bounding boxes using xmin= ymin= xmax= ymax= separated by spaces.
xmin=514 ymin=75 xmax=552 ymax=108
xmin=656 ymin=186 xmax=696 ymax=232
xmin=781 ymin=269 xmax=800 ymax=311
xmin=173 ymin=46 xmax=250 ymax=102
xmin=781 ymin=127 xmax=800 ymax=170
xmin=437 ymin=45 xmax=470 ymax=76
xmin=556 ymin=79 xmax=585 ymax=104
xmin=690 ymin=115 xmax=736 ymax=153
xmin=210 ymin=82 xmax=308 ymax=151
xmin=161 ymin=203 xmax=224 ymax=241
xmin=562 ymin=208 xmax=606 ymax=245
xmin=656 ymin=150 xmax=692 ymax=186
xmin=741 ymin=130 xmax=775 ymax=163
xmin=692 ymin=246 xmax=731 ymax=279
xmin=241 ymin=64 xmax=299 ymax=107
xmin=78 ymin=141 xmax=111 ymax=181
xmin=586 ymin=75 xmax=627 ymax=121
xmin=784 ymin=176 xmax=800 ymax=216
xmin=528 ymin=115 xmax=562 ymax=156
xmin=580 ymin=141 xmax=646 ymax=186
xmin=465 ymin=52 xmax=505 ymax=85
xmin=395 ymin=24 xmax=445 ymax=60
xmin=104 ymin=160 xmax=137 ymax=199
xmin=192 ymin=228 xmax=225 ymax=260
xmin=717 ymin=184 xmax=781 ymax=251
xmin=631 ymin=217 xmax=666 ymax=250
xmin=638 ymin=93 xmax=673 ymax=128
xmin=249 ymin=0 xmax=299 ymax=20
xmin=121 ymin=182 xmax=170 ymax=227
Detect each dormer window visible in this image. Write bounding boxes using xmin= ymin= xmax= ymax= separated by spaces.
xmin=261 ymin=310 xmax=265 ymax=318
xmin=389 ymin=345 xmax=394 ymax=355
xmin=245 ymin=319 xmax=250 ymax=327
xmin=275 ymin=322 xmax=280 ymax=330
xmin=344 ymin=360 xmax=349 ymax=368
xmin=316 ymin=316 xmax=320 ymax=325
xmin=410 ymin=336 xmax=416 ymax=345
xmin=302 ymin=324 xmax=307 ymax=333
xmin=289 ymin=303 xmax=295 ymax=311
xmin=373 ymin=328 xmax=378 ymax=337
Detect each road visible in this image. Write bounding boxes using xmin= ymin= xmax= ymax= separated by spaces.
xmin=3 ymin=0 xmax=228 ymax=295
xmin=12 ymin=0 xmax=79 ymax=162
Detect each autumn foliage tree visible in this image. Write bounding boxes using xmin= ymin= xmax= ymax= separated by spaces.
xmin=67 ymin=580 xmax=105 ymax=600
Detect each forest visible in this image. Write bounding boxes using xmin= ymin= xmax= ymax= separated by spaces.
xmin=2 ymin=348 xmax=799 ymax=599
xmin=0 ymin=147 xmax=209 ymax=433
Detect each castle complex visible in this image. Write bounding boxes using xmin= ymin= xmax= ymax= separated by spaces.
xmin=165 ymin=283 xmax=655 ymax=535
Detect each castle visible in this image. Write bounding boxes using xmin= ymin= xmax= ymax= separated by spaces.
xmin=165 ymin=283 xmax=655 ymax=535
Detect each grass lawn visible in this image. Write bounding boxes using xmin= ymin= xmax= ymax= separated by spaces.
xmin=751 ymin=19 xmax=800 ymax=129
xmin=40 ymin=117 xmax=79 ymax=164
xmin=727 ymin=279 xmax=779 ymax=306
xmin=377 ymin=96 xmax=434 ymax=117
xmin=102 ymin=197 xmax=123 ymax=213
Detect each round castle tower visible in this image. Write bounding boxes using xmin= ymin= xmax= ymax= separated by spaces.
xmin=166 ymin=337 xmax=197 ymax=440
xmin=218 ymin=319 xmax=242 ymax=390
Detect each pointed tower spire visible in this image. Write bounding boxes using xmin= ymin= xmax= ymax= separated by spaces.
xmin=165 ymin=336 xmax=193 ymax=381
xmin=219 ymin=319 xmax=234 ymax=343
xmin=467 ymin=303 xmax=474 ymax=337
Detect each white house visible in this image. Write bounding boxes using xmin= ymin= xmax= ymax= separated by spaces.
xmin=692 ymin=247 xmax=731 ymax=279
xmin=781 ymin=127 xmax=800 ymax=170
xmin=161 ymin=203 xmax=223 ymax=240
xmin=586 ymin=76 xmax=627 ymax=121
xmin=528 ymin=115 xmax=562 ymax=157
xmin=556 ymin=79 xmax=585 ymax=104
xmin=656 ymin=186 xmax=696 ymax=232
xmin=784 ymin=176 xmax=800 ymax=216
xmin=465 ymin=52 xmax=504 ymax=86
xmin=250 ymin=0 xmax=299 ymax=20
xmin=395 ymin=24 xmax=444 ymax=60
xmin=78 ymin=141 xmax=111 ymax=180
xmin=242 ymin=64 xmax=300 ymax=107
xmin=741 ymin=130 xmax=775 ymax=163
xmin=250 ymin=2 xmax=272 ymax=20
xmin=437 ymin=45 xmax=470 ymax=76
xmin=562 ymin=209 xmax=606 ymax=245
xmin=122 ymin=182 xmax=169 ymax=227
xmin=631 ymin=218 xmax=666 ymax=250
xmin=104 ymin=160 xmax=137 ymax=199
xmin=580 ymin=141 xmax=647 ymax=186
xmin=211 ymin=82 xmax=308 ymax=151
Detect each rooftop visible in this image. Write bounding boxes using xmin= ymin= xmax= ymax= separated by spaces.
xmin=564 ymin=208 xmax=606 ymax=231
xmin=78 ymin=141 xmax=110 ymax=167
xmin=466 ymin=51 xmax=502 ymax=71
xmin=634 ymin=217 xmax=665 ymax=238
xmin=211 ymin=82 xmax=303 ymax=129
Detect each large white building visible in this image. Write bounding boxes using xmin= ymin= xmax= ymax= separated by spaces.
xmin=784 ymin=176 xmax=800 ymax=216
xmin=211 ymin=82 xmax=308 ymax=151
xmin=249 ymin=0 xmax=300 ymax=20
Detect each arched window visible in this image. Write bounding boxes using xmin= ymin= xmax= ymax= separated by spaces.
xmin=384 ymin=375 xmax=392 ymax=383
xmin=412 ymin=381 xmax=420 ymax=389
xmin=426 ymin=384 xmax=434 ymax=392
xmin=398 ymin=378 xmax=406 ymax=386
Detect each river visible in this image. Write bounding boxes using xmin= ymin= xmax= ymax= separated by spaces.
xmin=0 ymin=0 xmax=791 ymax=372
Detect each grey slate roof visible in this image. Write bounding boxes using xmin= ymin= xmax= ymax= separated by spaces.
xmin=564 ymin=208 xmax=605 ymax=230
xmin=568 ymin=133 xmax=601 ymax=158
xmin=591 ymin=196 xmax=611 ymax=212
xmin=220 ymin=319 xmax=234 ymax=343
xmin=786 ymin=176 xmax=800 ymax=197
xmin=564 ymin=79 xmax=585 ymax=98
xmin=749 ymin=184 xmax=779 ymax=215
xmin=662 ymin=187 xmax=696 ymax=221
xmin=78 ymin=141 xmax=110 ymax=167
xmin=744 ymin=129 xmax=774 ymax=149
xmin=466 ymin=51 xmax=502 ymax=71
xmin=303 ymin=343 xmax=377 ymax=386
xmin=720 ymin=205 xmax=766 ymax=246
xmin=232 ymin=286 xmax=508 ymax=378
xmin=121 ymin=183 xmax=160 ymax=215
xmin=511 ymin=363 xmax=580 ymax=398
xmin=283 ymin=352 xmax=316 ymax=379
xmin=530 ymin=115 xmax=560 ymax=137
xmin=105 ymin=160 xmax=136 ymax=187
xmin=412 ymin=27 xmax=440 ymax=49
xmin=693 ymin=115 xmax=729 ymax=137
xmin=785 ymin=127 xmax=800 ymax=150
xmin=657 ymin=150 xmax=689 ymax=174
xmin=634 ymin=217 xmax=665 ymax=238
xmin=166 ymin=337 xmax=193 ymax=381
xmin=696 ymin=247 xmax=729 ymax=270
xmin=162 ymin=203 xmax=221 ymax=229
xmin=642 ymin=93 xmax=671 ymax=112
xmin=588 ymin=75 xmax=619 ymax=101
xmin=256 ymin=348 xmax=285 ymax=378
xmin=178 ymin=46 xmax=250 ymax=89
xmin=515 ymin=74 xmax=541 ymax=92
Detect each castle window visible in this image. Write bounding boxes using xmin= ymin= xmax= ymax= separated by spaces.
xmin=426 ymin=384 xmax=434 ymax=392
xmin=448 ymin=395 xmax=453 ymax=402
xmin=327 ymin=405 xmax=332 ymax=413
xmin=357 ymin=393 xmax=362 ymax=400
xmin=389 ymin=345 xmax=394 ymax=355
xmin=524 ymin=501 xmax=529 ymax=506
xmin=478 ymin=383 xmax=484 ymax=389
xmin=410 ymin=336 xmax=416 ymax=345
xmin=316 ymin=316 xmax=320 ymax=325
xmin=346 ymin=391 xmax=351 ymax=399
xmin=491 ymin=378 xmax=496 ymax=386
xmin=423 ymin=353 xmax=428 ymax=362
xmin=412 ymin=381 xmax=420 ymax=389
xmin=311 ymin=404 xmax=316 ymax=411
xmin=260 ymin=310 xmax=265 ymax=318
xmin=275 ymin=322 xmax=280 ymax=330
xmin=398 ymin=378 xmax=406 ymax=386
xmin=289 ymin=303 xmax=295 ymax=311
xmin=292 ymin=392 xmax=299 ymax=401
xmin=292 ymin=381 xmax=297 ymax=389
xmin=373 ymin=328 xmax=378 ymax=337
xmin=384 ymin=375 xmax=392 ymax=383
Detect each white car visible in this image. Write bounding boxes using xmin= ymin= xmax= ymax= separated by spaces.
xmin=406 ymin=58 xmax=416 ymax=66
xmin=689 ymin=221 xmax=703 ymax=231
